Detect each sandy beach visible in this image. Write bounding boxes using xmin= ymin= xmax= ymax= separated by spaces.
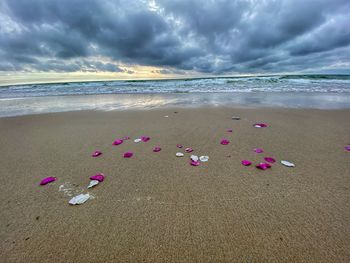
xmin=0 ymin=107 xmax=349 ymax=262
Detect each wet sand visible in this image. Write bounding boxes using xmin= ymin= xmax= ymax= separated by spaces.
xmin=0 ymin=107 xmax=349 ymax=262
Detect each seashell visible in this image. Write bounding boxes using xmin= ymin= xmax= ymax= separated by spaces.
xmin=264 ymin=157 xmax=276 ymax=163
xmin=123 ymin=151 xmax=133 ymax=158
xmin=87 ymin=180 xmax=99 ymax=189
xmin=232 ymin=116 xmax=240 ymax=120
xmin=220 ymin=139 xmax=230 ymax=145
xmin=256 ymin=163 xmax=271 ymax=170
xmin=153 ymin=146 xmax=161 ymax=152
xmin=69 ymin=194 xmax=90 ymax=205
xmin=185 ymin=147 xmax=193 ymax=153
xmin=253 ymin=148 xmax=264 ymax=153
xmin=134 ymin=138 xmax=142 ymax=143
xmin=112 ymin=139 xmax=123 ymax=145
xmin=176 ymin=152 xmax=184 ymax=157
xmin=190 ymin=160 xmax=200 ymax=166
xmin=91 ymin=150 xmax=102 ymax=157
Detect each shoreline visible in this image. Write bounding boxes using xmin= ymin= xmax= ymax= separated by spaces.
xmin=1 ymin=92 xmax=350 ymax=118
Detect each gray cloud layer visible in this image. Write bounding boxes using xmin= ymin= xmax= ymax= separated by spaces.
xmin=0 ymin=0 xmax=349 ymax=74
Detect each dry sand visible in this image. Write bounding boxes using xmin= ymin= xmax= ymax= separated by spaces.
xmin=0 ymin=107 xmax=349 ymax=262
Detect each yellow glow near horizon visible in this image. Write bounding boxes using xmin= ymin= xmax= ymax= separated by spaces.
xmin=0 ymin=65 xmax=197 ymax=86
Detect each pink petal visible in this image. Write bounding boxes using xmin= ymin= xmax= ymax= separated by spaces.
xmin=254 ymin=123 xmax=268 ymax=128
xmin=40 ymin=177 xmax=57 ymax=185
xmin=141 ymin=136 xmax=150 ymax=142
xmin=176 ymin=144 xmax=183 ymax=148
xmin=264 ymin=157 xmax=276 ymax=163
xmin=90 ymin=173 xmax=105 ymax=182
xmin=345 ymin=145 xmax=350 ymax=151
xmin=227 ymin=129 xmax=233 ymax=132
xmin=91 ymin=150 xmax=102 ymax=157
xmin=185 ymin=147 xmax=193 ymax=153
xmin=220 ymin=139 xmax=230 ymax=145
xmin=123 ymin=151 xmax=133 ymax=158
xmin=123 ymin=136 xmax=130 ymax=140
xmin=112 ymin=139 xmax=123 ymax=145
xmin=241 ymin=160 xmax=252 ymax=166
xmin=190 ymin=160 xmax=200 ymax=166
xmin=153 ymin=146 xmax=161 ymax=152
xmin=256 ymin=163 xmax=271 ymax=170
xmin=254 ymin=148 xmax=264 ymax=153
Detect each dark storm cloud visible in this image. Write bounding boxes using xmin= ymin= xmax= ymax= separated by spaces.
xmin=0 ymin=0 xmax=349 ymax=74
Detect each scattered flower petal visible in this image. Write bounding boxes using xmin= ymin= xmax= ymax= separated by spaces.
xmin=141 ymin=136 xmax=150 ymax=142
xmin=134 ymin=138 xmax=142 ymax=143
xmin=87 ymin=180 xmax=99 ymax=189
xmin=254 ymin=148 xmax=264 ymax=153
xmin=176 ymin=152 xmax=184 ymax=157
xmin=264 ymin=157 xmax=276 ymax=163
xmin=345 ymin=145 xmax=350 ymax=151
xmin=220 ymin=139 xmax=230 ymax=145
xmin=241 ymin=160 xmax=252 ymax=166
xmin=69 ymin=194 xmax=90 ymax=205
xmin=254 ymin=123 xmax=268 ymax=128
xmin=176 ymin=144 xmax=183 ymax=148
xmin=112 ymin=139 xmax=123 ymax=145
xmin=123 ymin=136 xmax=130 ymax=140
xmin=281 ymin=160 xmax=295 ymax=167
xmin=40 ymin=177 xmax=57 ymax=185
xmin=90 ymin=173 xmax=105 ymax=182
xmin=227 ymin=129 xmax=233 ymax=132
xmin=232 ymin=116 xmax=240 ymax=120
xmin=91 ymin=150 xmax=102 ymax=157
xmin=190 ymin=155 xmax=199 ymax=161
xmin=185 ymin=147 xmax=193 ymax=153
xmin=153 ymin=146 xmax=161 ymax=152
xmin=123 ymin=151 xmax=133 ymax=158
xmin=190 ymin=160 xmax=200 ymax=166
xmin=199 ymin=156 xmax=209 ymax=162
xmin=256 ymin=163 xmax=271 ymax=170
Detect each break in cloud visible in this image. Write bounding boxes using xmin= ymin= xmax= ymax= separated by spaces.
xmin=0 ymin=0 xmax=349 ymax=75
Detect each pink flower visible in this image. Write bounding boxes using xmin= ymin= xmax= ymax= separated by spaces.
xmin=253 ymin=148 xmax=264 ymax=153
xmin=256 ymin=163 xmax=271 ymax=170
xmin=141 ymin=136 xmax=150 ymax=142
xmin=220 ymin=139 xmax=230 ymax=145
xmin=241 ymin=160 xmax=252 ymax=166
xmin=90 ymin=173 xmax=105 ymax=182
xmin=185 ymin=147 xmax=193 ymax=153
xmin=264 ymin=157 xmax=276 ymax=163
xmin=190 ymin=160 xmax=200 ymax=166
xmin=40 ymin=177 xmax=57 ymax=185
xmin=153 ymin=146 xmax=161 ymax=152
xmin=112 ymin=139 xmax=123 ymax=145
xmin=123 ymin=151 xmax=133 ymax=158
xmin=91 ymin=150 xmax=102 ymax=157
xmin=176 ymin=144 xmax=183 ymax=148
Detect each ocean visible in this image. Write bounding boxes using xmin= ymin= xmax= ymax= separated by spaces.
xmin=1 ymin=74 xmax=350 ymax=117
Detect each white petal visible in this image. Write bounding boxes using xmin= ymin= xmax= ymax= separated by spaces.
xmin=281 ymin=160 xmax=295 ymax=167
xmin=199 ymin=156 xmax=209 ymax=162
xmin=176 ymin=152 xmax=184 ymax=157
xmin=190 ymin=155 xmax=199 ymax=161
xmin=134 ymin=138 xmax=142 ymax=143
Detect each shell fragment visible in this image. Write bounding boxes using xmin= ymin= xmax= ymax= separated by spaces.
xmin=69 ymin=194 xmax=90 ymax=205
xmin=176 ymin=152 xmax=184 ymax=157
xmin=87 ymin=180 xmax=99 ymax=189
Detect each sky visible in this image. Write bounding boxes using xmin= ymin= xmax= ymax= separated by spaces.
xmin=0 ymin=0 xmax=349 ymax=84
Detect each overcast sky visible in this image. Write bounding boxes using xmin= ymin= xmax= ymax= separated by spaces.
xmin=0 ymin=0 xmax=349 ymax=82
